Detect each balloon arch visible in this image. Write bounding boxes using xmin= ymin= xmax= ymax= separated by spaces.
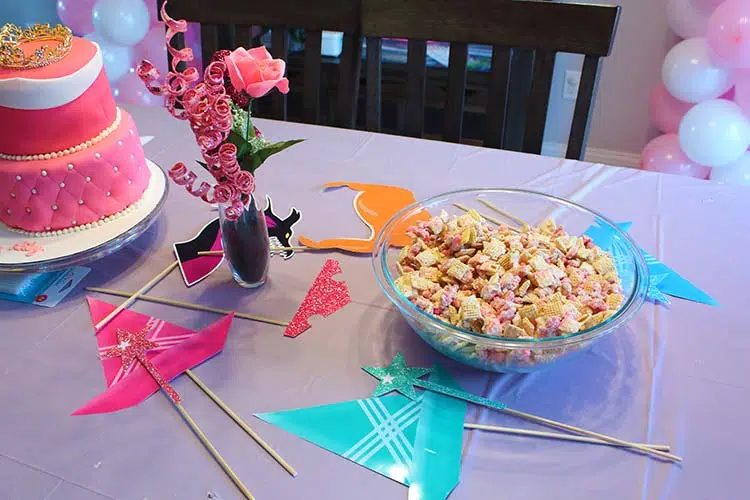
xmin=56 ymin=0 xmax=202 ymax=109
xmin=644 ymin=0 xmax=750 ymax=185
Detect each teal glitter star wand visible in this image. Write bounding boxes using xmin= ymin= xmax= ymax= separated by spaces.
xmin=364 ymin=354 xmax=682 ymax=463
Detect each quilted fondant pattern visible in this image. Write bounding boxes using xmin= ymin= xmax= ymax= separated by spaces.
xmin=0 ymin=110 xmax=150 ymax=232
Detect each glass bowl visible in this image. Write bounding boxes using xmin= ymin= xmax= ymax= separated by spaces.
xmin=372 ymin=188 xmax=648 ymax=373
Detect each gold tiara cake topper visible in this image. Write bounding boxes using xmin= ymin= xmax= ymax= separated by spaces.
xmin=0 ymin=23 xmax=73 ymax=70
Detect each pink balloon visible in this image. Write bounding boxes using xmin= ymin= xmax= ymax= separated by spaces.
xmin=640 ymin=134 xmax=712 ymax=179
xmin=112 ymin=71 xmax=163 ymax=107
xmin=693 ymin=0 xmax=725 ymax=14
xmin=135 ymin=25 xmax=169 ymax=75
xmin=735 ymin=69 xmax=750 ymax=116
xmin=707 ymin=0 xmax=750 ymax=68
xmin=649 ymin=84 xmax=694 ymax=134
xmin=57 ymin=0 xmax=96 ymax=35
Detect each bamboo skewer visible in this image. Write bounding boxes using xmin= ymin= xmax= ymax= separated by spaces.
xmin=502 ymin=407 xmax=682 ymax=462
xmin=94 ymin=261 xmax=179 ymax=330
xmin=464 ymin=423 xmax=670 ymax=452
xmin=85 ymin=287 xmax=290 ymax=327
xmin=172 ymin=399 xmax=255 ymax=499
xmin=452 ymin=202 xmax=515 ymax=230
xmin=198 ymin=247 xmax=307 ymax=257
xmin=185 ymin=370 xmax=298 ymax=477
xmin=477 ymin=198 xmax=530 ymax=228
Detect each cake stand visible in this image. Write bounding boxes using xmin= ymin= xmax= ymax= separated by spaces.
xmin=0 ymin=159 xmax=168 ymax=273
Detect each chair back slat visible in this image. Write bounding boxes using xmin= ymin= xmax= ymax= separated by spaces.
xmin=484 ymin=45 xmax=512 ymax=149
xmin=271 ymin=28 xmax=290 ymax=120
xmin=200 ymin=24 xmax=220 ymax=69
xmin=566 ymin=54 xmax=601 ymax=160
xmin=303 ymin=29 xmax=323 ymax=124
xmin=443 ymin=42 xmax=468 ymax=143
xmin=336 ymin=32 xmax=363 ymax=128
xmin=405 ymin=40 xmax=427 ymax=138
xmin=365 ymin=37 xmax=382 ymax=131
xmin=176 ymin=0 xmax=360 ymax=33
xmin=522 ymin=50 xmax=556 ymax=155
xmin=503 ymin=48 xmax=535 ymax=152
xmin=361 ymin=0 xmax=618 ymax=56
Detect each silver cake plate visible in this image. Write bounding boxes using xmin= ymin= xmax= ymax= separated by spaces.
xmin=0 ymin=159 xmax=168 ymax=273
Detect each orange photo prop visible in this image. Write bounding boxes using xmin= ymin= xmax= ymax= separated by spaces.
xmin=298 ymin=182 xmax=431 ymax=253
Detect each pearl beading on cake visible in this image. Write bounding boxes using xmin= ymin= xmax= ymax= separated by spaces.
xmin=0 ymin=108 xmax=122 ymax=161
xmin=4 ymin=196 xmax=144 ymax=237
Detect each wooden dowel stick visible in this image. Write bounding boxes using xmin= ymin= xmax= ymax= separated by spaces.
xmin=172 ymin=399 xmax=255 ymax=499
xmin=198 ymin=247 xmax=307 ymax=257
xmin=502 ymin=407 xmax=682 ymax=462
xmin=85 ymin=287 xmax=289 ymax=327
xmin=464 ymin=423 xmax=670 ymax=452
xmin=452 ymin=202 xmax=516 ymax=230
xmin=476 ymin=198 xmax=530 ymax=228
xmin=185 ymin=370 xmax=298 ymax=477
xmin=94 ymin=261 xmax=179 ymax=331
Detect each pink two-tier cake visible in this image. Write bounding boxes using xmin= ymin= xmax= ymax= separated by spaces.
xmin=0 ymin=23 xmax=150 ymax=234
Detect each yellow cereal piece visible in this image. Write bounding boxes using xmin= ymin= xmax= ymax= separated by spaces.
xmin=540 ymin=299 xmax=563 ymax=317
xmin=398 ymin=245 xmax=410 ymax=262
xmin=448 ymin=305 xmax=460 ymax=324
xmin=529 ymin=253 xmax=549 ymax=271
xmin=582 ymin=310 xmax=614 ymax=330
xmin=539 ymin=218 xmax=557 ymax=234
xmin=483 ymin=238 xmax=506 ymax=259
xmin=593 ymin=256 xmax=615 ymax=275
xmin=461 ymin=226 xmax=477 ymax=246
xmin=522 ymin=292 xmax=540 ymax=304
xmin=577 ymin=313 xmax=591 ymax=324
xmin=394 ymin=275 xmax=415 ymax=298
xmin=411 ymin=275 xmax=433 ymax=291
xmin=503 ymin=324 xmax=526 ymax=338
xmin=497 ymin=253 xmax=512 ymax=270
xmin=518 ymin=279 xmax=531 ymax=295
xmin=447 ymin=260 xmax=471 ymax=281
xmin=559 ymin=317 xmax=581 ymax=334
xmin=415 ymin=249 xmax=439 ymax=267
xmin=518 ymin=303 xmax=539 ymax=320
xmin=521 ymin=317 xmax=535 ymax=336
xmin=603 ymin=271 xmax=619 ymax=283
xmin=466 ymin=209 xmax=483 ymax=221
xmin=554 ymin=235 xmax=572 ymax=252
xmin=460 ymin=296 xmax=482 ymax=321
xmin=606 ymin=293 xmax=623 ymax=309
xmin=421 ymin=267 xmax=441 ymax=282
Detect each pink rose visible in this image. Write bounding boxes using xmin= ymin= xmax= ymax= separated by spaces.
xmin=224 ymin=46 xmax=290 ymax=99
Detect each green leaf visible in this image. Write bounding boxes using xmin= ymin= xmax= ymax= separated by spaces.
xmin=243 ymin=139 xmax=305 ymax=174
xmin=227 ymin=130 xmax=252 ymax=159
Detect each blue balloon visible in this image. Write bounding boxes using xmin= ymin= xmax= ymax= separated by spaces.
xmin=92 ymin=0 xmax=150 ymax=47
xmin=0 ymin=0 xmax=60 ymax=27
xmin=84 ymin=32 xmax=134 ymax=82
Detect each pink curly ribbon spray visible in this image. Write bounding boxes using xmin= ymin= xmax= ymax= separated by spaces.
xmin=136 ymin=1 xmax=255 ymax=221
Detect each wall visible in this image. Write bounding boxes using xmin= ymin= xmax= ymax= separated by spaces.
xmin=542 ymin=0 xmax=677 ymax=166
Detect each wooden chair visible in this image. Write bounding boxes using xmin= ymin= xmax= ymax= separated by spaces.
xmin=158 ymin=0 xmax=362 ymax=128
xmin=361 ymin=0 xmax=621 ymax=159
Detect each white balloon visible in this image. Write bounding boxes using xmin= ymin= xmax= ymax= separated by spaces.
xmin=662 ymin=37 xmax=734 ymax=103
xmin=679 ymin=99 xmax=750 ymax=167
xmin=709 ymin=151 xmax=750 ymax=184
xmin=92 ymin=0 xmax=150 ymax=47
xmin=667 ymin=0 xmax=709 ymax=39
xmin=84 ymin=32 xmax=134 ymax=82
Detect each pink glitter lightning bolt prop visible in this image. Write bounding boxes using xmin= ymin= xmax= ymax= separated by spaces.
xmin=284 ymin=259 xmax=351 ymax=337
xmin=74 ymin=297 xmax=233 ymax=415
xmin=99 ymin=324 xmax=182 ymax=403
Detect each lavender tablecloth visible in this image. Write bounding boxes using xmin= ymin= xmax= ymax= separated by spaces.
xmin=2 ymin=105 xmax=749 ymax=500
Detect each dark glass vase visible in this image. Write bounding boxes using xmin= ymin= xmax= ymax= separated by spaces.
xmin=218 ymin=195 xmax=270 ymax=288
